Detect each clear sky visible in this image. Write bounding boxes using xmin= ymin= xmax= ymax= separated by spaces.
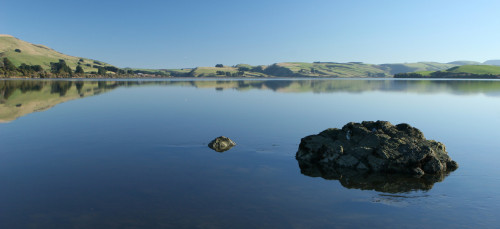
xmin=1 ymin=0 xmax=500 ymax=69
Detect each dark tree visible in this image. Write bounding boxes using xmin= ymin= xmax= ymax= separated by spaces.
xmin=97 ymin=67 xmax=106 ymax=75
xmin=215 ymin=64 xmax=224 ymax=68
xmin=50 ymin=59 xmax=73 ymax=75
xmin=75 ymin=65 xmax=84 ymax=74
xmin=104 ymin=66 xmax=119 ymax=73
xmin=238 ymin=66 xmax=250 ymax=72
xmin=3 ymin=58 xmax=17 ymax=71
xmin=19 ymin=64 xmax=43 ymax=73
xmin=251 ymin=66 xmax=264 ymax=73
xmin=19 ymin=63 xmax=31 ymax=71
xmin=14 ymin=49 xmax=21 ymax=53
xmin=31 ymin=65 xmax=43 ymax=72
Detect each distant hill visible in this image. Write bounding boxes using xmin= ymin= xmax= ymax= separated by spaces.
xmin=447 ymin=60 xmax=482 ymax=66
xmin=3 ymin=34 xmax=500 ymax=78
xmin=446 ymin=65 xmax=500 ymax=74
xmin=395 ymin=65 xmax=500 ymax=79
xmin=170 ymin=62 xmax=391 ymax=78
xmin=379 ymin=62 xmax=456 ymax=75
xmin=0 ymin=34 xmax=113 ymax=73
xmin=483 ymin=60 xmax=500 ymax=66
xmin=270 ymin=62 xmax=389 ymax=77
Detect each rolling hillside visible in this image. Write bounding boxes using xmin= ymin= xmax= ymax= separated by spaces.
xmin=0 ymin=34 xmax=113 ymax=73
xmin=447 ymin=60 xmax=482 ymax=66
xmin=2 ymin=34 xmax=500 ymax=78
xmin=446 ymin=65 xmax=500 ymax=74
xmin=395 ymin=65 xmax=500 ymax=78
xmin=379 ymin=62 xmax=457 ymax=75
xmin=176 ymin=62 xmax=390 ymax=78
xmin=271 ymin=62 xmax=389 ymax=77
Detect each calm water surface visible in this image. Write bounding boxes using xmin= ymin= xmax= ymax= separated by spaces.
xmin=1 ymin=79 xmax=499 ymax=228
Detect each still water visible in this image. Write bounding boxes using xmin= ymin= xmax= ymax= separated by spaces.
xmin=0 ymin=79 xmax=499 ymax=228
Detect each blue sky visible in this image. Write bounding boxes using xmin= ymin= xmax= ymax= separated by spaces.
xmin=1 ymin=0 xmax=500 ymax=69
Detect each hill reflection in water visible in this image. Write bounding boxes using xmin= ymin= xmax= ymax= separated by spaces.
xmin=2 ymin=79 xmax=500 ymax=123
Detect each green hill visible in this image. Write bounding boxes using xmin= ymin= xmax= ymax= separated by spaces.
xmin=3 ymin=34 xmax=500 ymax=78
xmin=164 ymin=62 xmax=391 ymax=78
xmin=395 ymin=65 xmax=500 ymax=78
xmin=446 ymin=65 xmax=500 ymax=74
xmin=0 ymin=34 xmax=112 ymax=73
xmin=270 ymin=62 xmax=389 ymax=77
xmin=379 ymin=62 xmax=457 ymax=75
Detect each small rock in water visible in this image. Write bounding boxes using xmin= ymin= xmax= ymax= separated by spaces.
xmin=208 ymin=136 xmax=236 ymax=152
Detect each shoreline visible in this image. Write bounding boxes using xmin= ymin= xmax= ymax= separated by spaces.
xmin=2 ymin=76 xmax=500 ymax=81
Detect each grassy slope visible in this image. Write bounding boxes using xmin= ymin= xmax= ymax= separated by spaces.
xmin=4 ymin=34 xmax=498 ymax=78
xmin=183 ymin=66 xmax=268 ymax=77
xmin=446 ymin=65 xmax=500 ymax=74
xmin=169 ymin=62 xmax=463 ymax=78
xmin=276 ymin=62 xmax=388 ymax=77
xmin=0 ymin=34 xmax=112 ymax=73
xmin=408 ymin=65 xmax=500 ymax=78
xmin=380 ymin=62 xmax=457 ymax=75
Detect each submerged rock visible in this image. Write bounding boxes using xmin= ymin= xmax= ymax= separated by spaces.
xmin=296 ymin=121 xmax=458 ymax=177
xmin=208 ymin=136 xmax=236 ymax=152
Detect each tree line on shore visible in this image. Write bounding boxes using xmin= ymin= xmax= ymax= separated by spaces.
xmin=394 ymin=71 xmax=500 ymax=79
xmin=0 ymin=58 xmax=169 ymax=78
xmin=1 ymin=59 xmax=351 ymax=78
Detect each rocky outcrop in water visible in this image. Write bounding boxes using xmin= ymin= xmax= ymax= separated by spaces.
xmin=296 ymin=121 xmax=458 ymax=176
xmin=208 ymin=136 xmax=236 ymax=152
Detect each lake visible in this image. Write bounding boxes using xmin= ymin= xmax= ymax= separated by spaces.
xmin=1 ymin=79 xmax=499 ymax=228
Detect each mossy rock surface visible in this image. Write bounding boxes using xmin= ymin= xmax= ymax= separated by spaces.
xmin=296 ymin=121 xmax=458 ymax=176
xmin=208 ymin=136 xmax=236 ymax=152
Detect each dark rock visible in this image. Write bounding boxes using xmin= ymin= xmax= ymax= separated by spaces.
xmin=208 ymin=136 xmax=236 ymax=152
xmin=296 ymin=121 xmax=458 ymax=177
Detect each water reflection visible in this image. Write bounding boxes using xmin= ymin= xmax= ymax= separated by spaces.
xmin=2 ymin=79 xmax=500 ymax=123
xmin=297 ymin=159 xmax=451 ymax=193
xmin=0 ymin=80 xmax=119 ymax=122
xmin=1 ymin=78 xmax=499 ymax=228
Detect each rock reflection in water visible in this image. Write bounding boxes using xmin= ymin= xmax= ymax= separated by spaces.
xmin=297 ymin=159 xmax=451 ymax=193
